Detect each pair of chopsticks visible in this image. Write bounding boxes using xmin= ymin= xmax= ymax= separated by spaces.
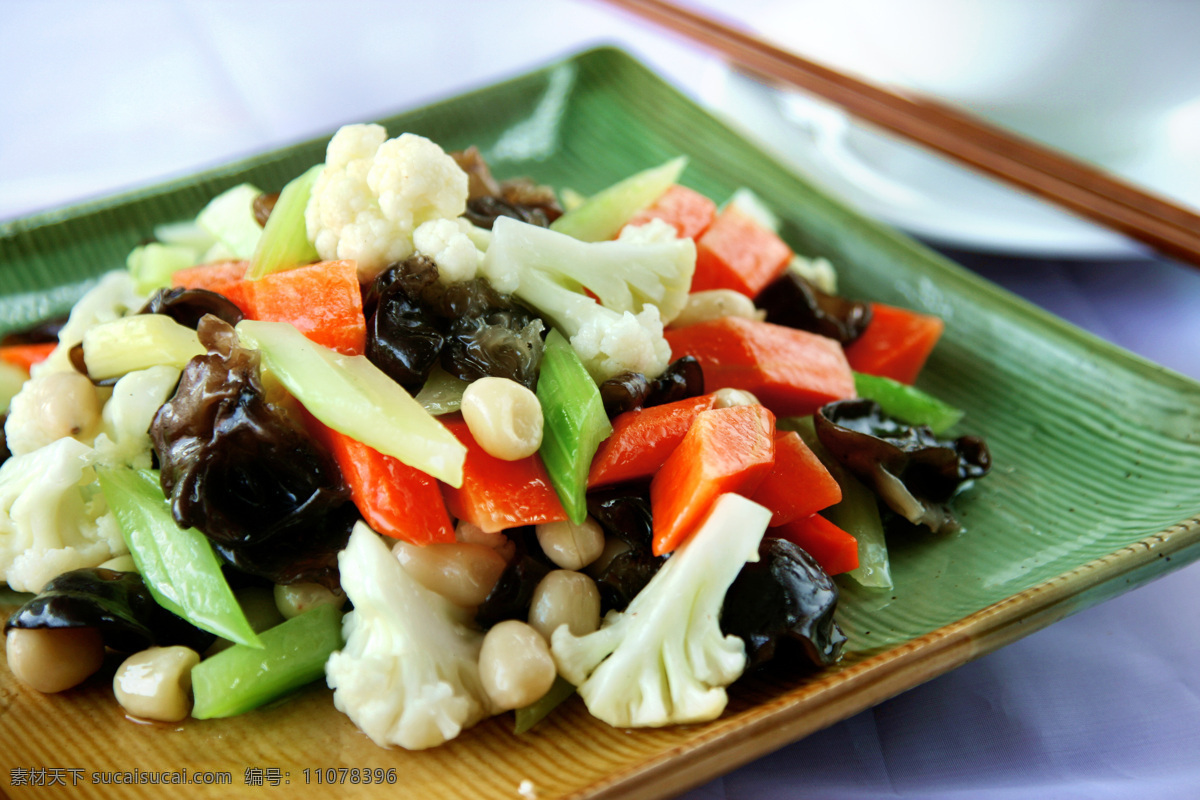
xmin=600 ymin=0 xmax=1200 ymax=267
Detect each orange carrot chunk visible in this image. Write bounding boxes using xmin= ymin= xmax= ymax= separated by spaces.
xmin=665 ymin=316 xmax=856 ymax=417
xmin=649 ymin=404 xmax=776 ymax=556
xmin=587 ymin=394 xmax=718 ymax=489
xmin=308 ymin=416 xmax=454 ymax=545
xmin=440 ymin=415 xmax=568 ymax=534
xmin=171 ymin=260 xmax=254 ymax=316
xmin=690 ymin=206 xmax=792 ymax=297
xmin=0 ymin=342 xmax=57 ymax=373
xmin=751 ymin=430 xmax=843 ymax=527
xmin=242 ymin=260 xmax=366 ymax=356
xmin=772 ymin=513 xmax=859 ymax=576
xmin=844 ymin=302 xmax=945 ymax=385
xmin=624 ymin=184 xmax=718 ymax=240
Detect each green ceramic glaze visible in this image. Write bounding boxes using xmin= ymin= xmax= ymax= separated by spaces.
xmin=3 ymin=45 xmax=1199 ymax=677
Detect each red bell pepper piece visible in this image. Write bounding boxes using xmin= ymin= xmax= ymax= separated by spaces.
xmin=171 ymin=260 xmax=255 ymax=316
xmin=624 ymin=184 xmax=717 ymax=240
xmin=751 ymin=430 xmax=842 ymax=527
xmin=241 ymin=260 xmax=366 ymax=355
xmin=587 ymin=394 xmax=718 ymax=489
xmin=844 ymin=302 xmax=945 ymax=385
xmin=772 ymin=513 xmax=859 ymax=576
xmin=690 ymin=206 xmax=792 ymax=297
xmin=307 ymin=415 xmax=454 ymax=545
xmin=650 ymin=404 xmax=776 ymax=556
xmin=0 ymin=342 xmax=57 ymax=373
xmin=665 ymin=316 xmax=856 ymax=417
xmin=440 ymin=415 xmax=568 ymax=534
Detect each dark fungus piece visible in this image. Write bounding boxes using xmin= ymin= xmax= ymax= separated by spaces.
xmin=599 ymin=371 xmax=651 ymax=418
xmin=756 ymin=271 xmax=872 ymax=345
xmin=5 ymin=568 xmax=215 ymax=654
xmin=721 ymin=537 xmax=845 ymax=671
xmin=0 ymin=315 xmax=67 ymax=346
xmin=441 ymin=307 xmax=544 ymax=391
xmin=598 ymin=356 xmax=704 ymax=419
xmin=0 ymin=414 xmax=10 ymax=467
xmin=475 ymin=528 xmax=553 ymax=630
xmin=149 ymin=316 xmax=351 ymax=583
xmin=586 ymin=487 xmax=666 ymax=614
xmin=140 ymin=286 xmax=245 ymax=330
xmin=644 ymin=355 xmax=704 ymax=407
xmin=366 ymin=270 xmax=447 ymax=391
xmin=815 ymin=399 xmax=991 ymax=533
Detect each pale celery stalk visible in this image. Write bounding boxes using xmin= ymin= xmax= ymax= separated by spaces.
xmin=196 ymin=183 xmax=263 ymax=259
xmin=126 ymin=242 xmax=199 ymax=294
xmin=81 ymin=314 xmax=204 ymax=381
xmin=550 ymin=156 xmax=686 ymax=242
xmin=0 ymin=361 xmax=27 ymax=412
xmin=415 ymin=365 xmax=470 ymax=416
xmin=234 ymin=319 xmax=466 ymax=487
xmin=246 ymin=164 xmax=323 ymax=280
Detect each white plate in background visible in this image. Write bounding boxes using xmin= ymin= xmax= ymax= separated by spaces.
xmin=708 ymin=70 xmax=1200 ymax=258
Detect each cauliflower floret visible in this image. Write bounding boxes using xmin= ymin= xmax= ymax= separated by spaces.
xmin=551 ymin=493 xmax=770 ymax=728
xmin=569 ymin=305 xmax=671 ymax=384
xmin=413 ymin=217 xmax=486 ymax=284
xmin=326 ymin=522 xmax=496 ymax=750
xmin=615 ymin=217 xmax=679 ymax=244
xmin=34 ymin=270 xmax=148 ymax=376
xmin=0 ymin=437 xmax=125 ymax=593
xmin=5 ymin=371 xmax=104 ymax=457
xmin=305 ymin=124 xmax=469 ymax=282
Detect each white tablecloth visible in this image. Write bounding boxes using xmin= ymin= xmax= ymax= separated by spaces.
xmin=3 ymin=2 xmax=1199 ymax=797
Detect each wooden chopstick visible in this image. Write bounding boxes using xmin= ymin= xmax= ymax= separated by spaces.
xmin=600 ymin=0 xmax=1200 ymax=266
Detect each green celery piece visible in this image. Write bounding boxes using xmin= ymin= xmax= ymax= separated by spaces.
xmin=95 ymin=467 xmax=262 ymax=647
xmin=191 ymin=603 xmax=344 ymax=719
xmin=196 ymin=183 xmax=263 ymax=259
xmin=854 ymin=372 xmax=964 ymax=434
xmin=0 ymin=361 xmax=26 ymax=413
xmin=235 ymin=319 xmax=466 ymax=487
xmin=246 ymin=164 xmax=323 ymax=280
xmin=537 ymin=329 xmax=613 ymax=523
xmin=514 ymin=675 xmax=576 ymax=734
xmin=126 ymin=242 xmax=199 ymax=294
xmin=550 ymin=156 xmax=686 ymax=242
xmin=782 ymin=417 xmax=893 ymax=589
xmin=415 ymin=364 xmax=470 ymax=416
xmin=81 ymin=314 xmax=204 ymax=381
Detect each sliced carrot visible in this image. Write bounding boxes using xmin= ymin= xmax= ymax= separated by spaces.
xmin=587 ymin=393 xmax=718 ymax=489
xmin=307 ymin=415 xmax=454 ymax=545
xmin=624 ymin=184 xmax=717 ymax=240
xmin=242 ymin=260 xmax=366 ymax=355
xmin=0 ymin=342 xmax=57 ymax=373
xmin=440 ymin=415 xmax=568 ymax=534
xmin=649 ymin=404 xmax=776 ymax=556
xmin=665 ymin=316 xmax=856 ymax=417
xmin=751 ymin=430 xmax=843 ymax=527
xmin=844 ymin=302 xmax=945 ymax=385
xmin=171 ymin=260 xmax=255 ymax=316
xmin=690 ymin=205 xmax=792 ymax=297
xmin=772 ymin=513 xmax=859 ymax=576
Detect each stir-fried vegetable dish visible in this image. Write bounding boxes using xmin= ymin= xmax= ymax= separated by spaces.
xmin=0 ymin=124 xmax=990 ymax=747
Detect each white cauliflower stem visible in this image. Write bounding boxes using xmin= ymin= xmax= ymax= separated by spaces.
xmin=305 ymin=124 xmax=469 ymax=282
xmin=326 ymin=522 xmax=496 ymax=749
xmin=551 ymin=493 xmax=771 ymax=728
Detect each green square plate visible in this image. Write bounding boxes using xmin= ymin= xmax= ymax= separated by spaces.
xmin=3 ymin=47 xmax=1199 ymax=800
